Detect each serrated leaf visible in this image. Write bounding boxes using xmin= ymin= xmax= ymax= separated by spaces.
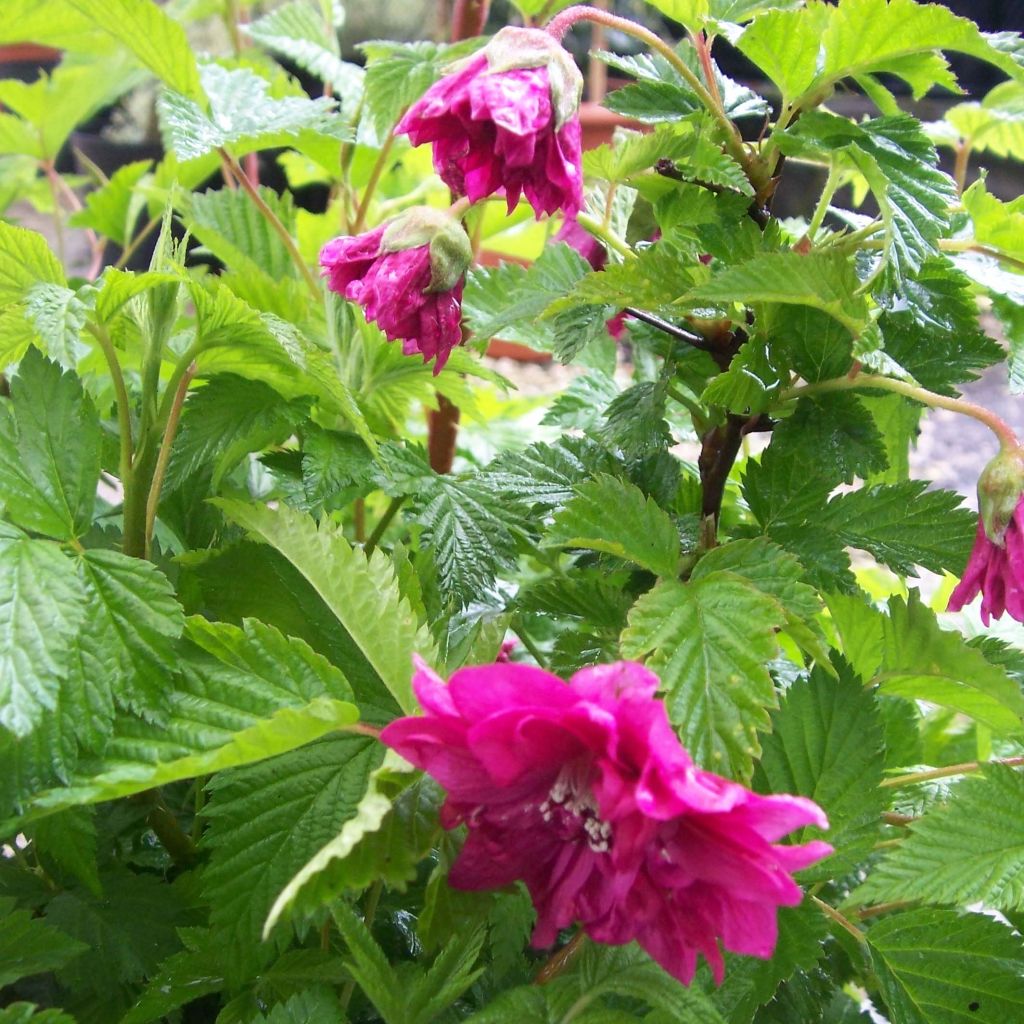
xmin=856 ymin=765 xmax=1024 ymax=911
xmin=264 ymin=754 xmax=436 ymax=935
xmin=27 ymin=807 xmax=100 ymax=895
xmin=603 ymin=381 xmax=672 ymax=454
xmin=0 ymin=896 xmax=88 ymax=989
xmin=23 ymin=284 xmax=87 ymax=369
xmin=0 ymin=221 xmax=63 ymax=308
xmin=165 ymin=375 xmax=310 ymax=493
xmin=874 ymin=592 xmax=1024 ymax=734
xmin=258 ymin=990 xmax=346 ymax=1024
xmin=215 ymin=500 xmax=435 ymax=712
xmin=736 ymin=5 xmax=832 ymax=102
xmin=942 ymin=80 xmax=1024 ymax=160
xmin=547 ymin=474 xmax=681 ymax=577
xmin=0 ymin=530 xmax=87 ymax=738
xmin=247 ymin=0 xmax=363 ymax=118
xmin=203 ymin=734 xmax=381 ymax=980
xmin=963 ymin=179 xmax=1024 ymax=264
xmin=756 ymin=664 xmax=886 ymax=881
xmin=69 ymin=159 xmax=151 ymax=246
xmin=462 ymin=243 xmax=591 ymax=346
xmin=159 ymin=64 xmax=343 ymax=162
xmin=691 ymin=251 xmax=869 ymax=335
xmin=621 ymin=573 xmax=785 ymax=778
xmin=868 ymin=909 xmax=1024 ymax=1024
xmin=63 ymin=0 xmax=202 ymax=98
xmin=0 ymin=1005 xmax=76 ymax=1024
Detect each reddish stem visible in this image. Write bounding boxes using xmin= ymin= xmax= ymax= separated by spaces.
xmin=450 ymin=0 xmax=490 ymax=41
xmin=428 ymin=393 xmax=461 ymax=474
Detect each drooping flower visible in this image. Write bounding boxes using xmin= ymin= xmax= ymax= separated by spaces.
xmin=396 ymin=27 xmax=584 ymax=217
xmin=381 ymin=658 xmax=832 ymax=985
xmin=319 ymin=207 xmax=472 ymax=374
xmin=948 ymin=447 xmax=1024 ymax=623
xmin=553 ymin=217 xmax=626 ymax=338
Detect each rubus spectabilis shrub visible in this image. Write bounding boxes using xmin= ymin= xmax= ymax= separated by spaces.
xmin=1 ymin=0 xmax=1024 ymax=1022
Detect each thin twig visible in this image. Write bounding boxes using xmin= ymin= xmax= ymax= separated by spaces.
xmin=622 ymin=307 xmax=714 ymax=351
xmin=811 ymin=895 xmax=867 ymax=945
xmin=881 ymin=755 xmax=1024 ymax=789
xmin=353 ymin=134 xmax=397 ymax=233
xmin=364 ymin=496 xmax=405 ymax=556
xmin=88 ymin=323 xmax=134 ymax=482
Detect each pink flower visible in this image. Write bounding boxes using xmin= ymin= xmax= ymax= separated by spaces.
xmin=948 ymin=447 xmax=1024 ymax=624
xmin=948 ymin=497 xmax=1024 ymax=623
xmin=320 ymin=209 xmax=471 ymax=374
xmin=381 ymin=658 xmax=832 ymax=984
xmin=555 ymin=217 xmax=607 ymax=271
xmin=396 ymin=27 xmax=584 ymax=217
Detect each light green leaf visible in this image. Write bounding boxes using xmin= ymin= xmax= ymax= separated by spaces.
xmin=547 ymin=474 xmax=681 ymax=577
xmin=736 ymin=6 xmax=832 ymax=101
xmin=69 ymin=159 xmax=151 ymax=246
xmin=0 ymin=221 xmax=63 ymax=308
xmin=690 ymin=251 xmax=870 ymax=335
xmin=158 ymin=64 xmax=344 ymax=162
xmin=24 ymin=283 xmax=88 ymax=369
xmin=874 ymin=593 xmax=1024 ymax=734
xmin=0 ymin=530 xmax=86 ymax=738
xmin=856 ymin=765 xmax=1024 ymax=910
xmin=0 ymin=349 xmax=101 ymax=540
xmin=258 ymin=991 xmax=346 ymax=1024
xmin=215 ymin=500 xmax=436 ymax=712
xmin=621 ymin=572 xmax=785 ymax=778
xmin=63 ymin=0 xmax=203 ymax=99
xmin=943 ymin=80 xmax=1024 ymax=160
xmin=203 ymin=734 xmax=381 ymax=980
xmin=867 ymin=909 xmax=1024 ymax=1024
xmin=0 ymin=1005 xmax=77 ymax=1024
xmin=963 ymin=179 xmax=1024 ymax=264
xmin=0 ymin=897 xmax=88 ymax=989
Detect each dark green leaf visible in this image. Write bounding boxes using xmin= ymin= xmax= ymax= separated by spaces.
xmin=0 ymin=896 xmax=88 ymax=989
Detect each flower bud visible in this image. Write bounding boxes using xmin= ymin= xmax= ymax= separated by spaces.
xmin=978 ymin=446 xmax=1024 ymax=545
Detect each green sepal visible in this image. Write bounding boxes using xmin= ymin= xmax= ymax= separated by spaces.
xmin=978 ymin=446 xmax=1024 ymax=545
xmin=381 ymin=207 xmax=472 ymax=293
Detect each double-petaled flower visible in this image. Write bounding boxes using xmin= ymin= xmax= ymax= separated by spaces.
xmin=381 ymin=658 xmax=832 ymax=985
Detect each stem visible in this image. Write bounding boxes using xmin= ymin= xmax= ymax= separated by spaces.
xmin=856 ymin=900 xmax=918 ymax=920
xmin=450 ymin=0 xmax=491 ymax=40
xmin=807 ymin=165 xmax=839 ymax=241
xmin=144 ymin=361 xmax=195 ymax=558
xmin=352 ymin=134 xmax=397 ymax=234
xmin=353 ymin=496 xmax=366 ymax=543
xmin=575 ymin=212 xmax=634 ymax=259
xmin=940 ymin=239 xmax=1024 ymax=275
xmin=953 ymin=140 xmax=972 ymax=195
xmin=546 ymin=6 xmax=759 ymax=188
xmin=513 ymin=620 xmax=549 ymax=669
xmin=88 ymin=323 xmax=133 ymax=483
xmin=427 ymin=393 xmax=461 ymax=473
xmin=781 ymin=373 xmax=1020 ymax=451
xmin=115 ymin=214 xmax=160 ymax=270
xmin=811 ymin=895 xmax=867 ymax=945
xmin=689 ymin=30 xmax=722 ymax=111
xmin=218 ymin=148 xmax=320 ymax=297
xmin=699 ymin=415 xmax=745 ymax=525
xmin=880 ymin=755 xmax=1024 ymax=789
xmin=364 ymin=496 xmax=405 ymax=556
xmin=43 ymin=161 xmax=66 ymax=264
xmin=623 ymin=307 xmax=715 ymax=352
xmin=534 ymin=930 xmax=587 ymax=984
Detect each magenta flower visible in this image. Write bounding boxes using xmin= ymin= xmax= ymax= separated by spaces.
xmin=396 ymin=27 xmax=584 ymax=217
xmin=320 ymin=208 xmax=471 ymax=374
xmin=381 ymin=658 xmax=832 ymax=985
xmin=948 ymin=447 xmax=1024 ymax=624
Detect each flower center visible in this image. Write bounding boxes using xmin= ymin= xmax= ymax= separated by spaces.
xmin=538 ymin=767 xmax=612 ymax=854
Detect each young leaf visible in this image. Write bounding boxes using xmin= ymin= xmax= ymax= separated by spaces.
xmin=963 ymin=180 xmax=1024 ymax=264
xmin=867 ymin=909 xmax=1024 ymax=1024
xmin=202 ymin=735 xmax=382 ymax=979
xmin=855 ymin=765 xmax=1024 ymax=911
xmin=756 ymin=664 xmax=887 ymax=881
xmin=69 ymin=159 xmax=151 ymax=246
xmin=547 ymin=475 xmax=681 ymax=578
xmin=0 ymin=897 xmax=88 ymax=989
xmin=329 ymin=900 xmax=405 ymax=1022
xmin=257 ymin=990 xmax=346 ymax=1024
xmin=620 ymin=572 xmax=786 ymax=778
xmin=26 ymin=807 xmax=100 ymax=895
xmin=63 ymin=0 xmax=203 ymax=99
xmin=0 ymin=1006 xmax=76 ymax=1024
xmin=159 ymin=64 xmax=343 ymax=162
xmin=0 ymin=221 xmax=63 ymax=308
xmin=216 ymin=499 xmax=436 ymax=712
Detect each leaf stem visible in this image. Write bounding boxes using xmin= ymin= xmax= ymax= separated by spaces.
xmin=807 ymin=165 xmax=839 ymax=241
xmin=780 ymin=373 xmax=1020 ymax=451
xmin=811 ymin=895 xmax=867 ymax=945
xmin=546 ymin=6 xmax=761 ymax=189
xmin=218 ymin=147 xmax=321 ymax=297
xmin=534 ymin=930 xmax=587 ymax=984
xmin=87 ymin=322 xmax=134 ymax=483
xmin=513 ymin=618 xmax=549 ymax=669
xmin=353 ymin=134 xmax=396 ymax=234
xmin=575 ymin=212 xmax=634 ymax=259
xmin=880 ymin=755 xmax=1024 ymax=789
xmin=364 ymin=495 xmax=405 ymax=556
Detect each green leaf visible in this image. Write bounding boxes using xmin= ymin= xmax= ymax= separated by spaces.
xmin=264 ymin=756 xmax=438 ymax=935
xmin=165 ymin=375 xmax=311 ymax=493
xmin=24 ymin=284 xmax=88 ymax=369
xmin=875 ymin=593 xmax=1024 ymax=734
xmin=757 ymin=664 xmax=886 ymax=880
xmin=247 ymin=0 xmax=364 ymax=118
xmin=0 ymin=350 xmax=100 ymax=540
xmin=547 ymin=474 xmax=681 ymax=577
xmin=63 ymin=0 xmax=203 ymax=99
xmin=0 ymin=530 xmax=87 ymax=738
xmin=691 ymin=251 xmax=869 ymax=335
xmin=856 ymin=765 xmax=1024 ymax=911
xmin=69 ymin=159 xmax=151 ymax=246
xmin=603 ymin=381 xmax=672 ymax=455
xmin=360 ymin=39 xmax=479 ymax=139
xmin=329 ymin=900 xmax=405 ymax=1022
xmin=257 ymin=990 xmax=346 ymax=1024
xmin=186 ymin=186 xmax=299 ymax=281
xmin=159 ymin=64 xmax=343 ymax=162
xmin=462 ymin=243 xmax=591 ymax=347
xmin=0 ymin=1005 xmax=76 ymax=1024
xmin=963 ymin=179 xmax=1024 ymax=265
xmin=621 ymin=573 xmax=785 ymax=778
xmin=0 ymin=221 xmax=63 ymax=308
xmin=0 ymin=896 xmax=88 ymax=989
xmin=736 ymin=5 xmax=833 ymax=102
xmin=942 ymin=80 xmax=1024 ymax=160
xmin=27 ymin=807 xmax=100 ymax=895
xmin=868 ymin=909 xmax=1024 ymax=1024
xmin=216 ymin=500 xmax=435 ymax=713
xmin=202 ymin=734 xmax=381 ymax=979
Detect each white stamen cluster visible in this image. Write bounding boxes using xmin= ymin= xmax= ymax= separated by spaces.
xmin=539 ymin=772 xmax=613 ymax=853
